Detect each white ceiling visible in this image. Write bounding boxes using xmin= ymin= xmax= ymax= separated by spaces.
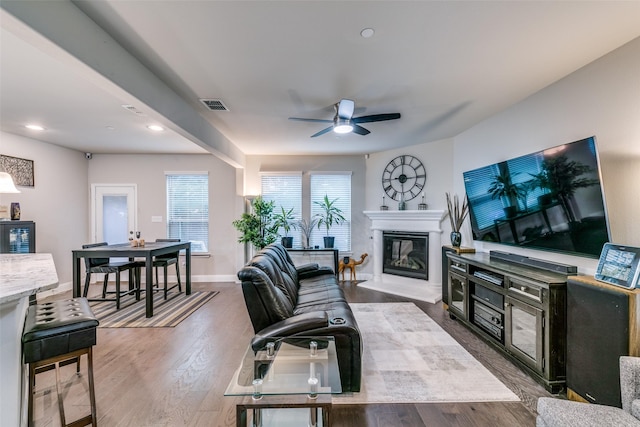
xmin=2 ymin=1 xmax=640 ymax=163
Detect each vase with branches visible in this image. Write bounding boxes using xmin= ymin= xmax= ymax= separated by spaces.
xmin=297 ymin=217 xmax=319 ymax=249
xmin=446 ymin=192 xmax=469 ymax=247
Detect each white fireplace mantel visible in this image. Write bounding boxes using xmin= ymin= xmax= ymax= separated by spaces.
xmin=363 ymin=210 xmax=447 ymax=295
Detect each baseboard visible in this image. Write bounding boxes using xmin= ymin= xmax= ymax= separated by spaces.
xmin=41 ymin=275 xmax=239 ymax=298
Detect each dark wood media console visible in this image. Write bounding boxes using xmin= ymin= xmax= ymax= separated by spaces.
xmin=446 ymin=251 xmax=574 ymax=393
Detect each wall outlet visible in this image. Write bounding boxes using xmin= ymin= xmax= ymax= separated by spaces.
xmin=151 ymin=216 xmax=163 ymax=222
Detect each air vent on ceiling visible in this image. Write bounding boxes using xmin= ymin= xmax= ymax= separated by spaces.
xmin=121 ymin=104 xmax=145 ymax=115
xmin=200 ymin=98 xmax=229 ymax=111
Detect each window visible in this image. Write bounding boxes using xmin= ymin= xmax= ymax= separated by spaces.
xmin=310 ymin=173 xmax=351 ymax=251
xmin=166 ymin=172 xmax=209 ymax=253
xmin=261 ymin=173 xmax=302 ymax=228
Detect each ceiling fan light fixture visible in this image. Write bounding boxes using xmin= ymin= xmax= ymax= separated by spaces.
xmin=333 ymin=118 xmax=353 ymax=134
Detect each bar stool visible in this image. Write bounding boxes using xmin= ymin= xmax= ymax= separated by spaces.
xmin=22 ymin=298 xmax=99 ymax=427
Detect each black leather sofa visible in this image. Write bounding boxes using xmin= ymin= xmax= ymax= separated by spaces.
xmin=237 ymin=243 xmax=362 ymax=392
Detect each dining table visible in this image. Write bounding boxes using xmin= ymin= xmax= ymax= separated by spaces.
xmin=72 ymin=241 xmax=191 ymax=318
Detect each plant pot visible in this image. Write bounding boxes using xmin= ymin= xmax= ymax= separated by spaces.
xmin=323 ymin=236 xmax=335 ymax=249
xmin=538 ymin=193 xmax=554 ymax=207
xmin=450 ymin=231 xmax=462 ymax=247
xmin=503 ymin=206 xmax=518 ymax=219
xmin=281 ymin=236 xmax=293 ymax=248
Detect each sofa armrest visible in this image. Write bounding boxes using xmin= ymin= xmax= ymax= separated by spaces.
xmin=298 ymin=266 xmax=335 ymax=280
xmin=296 ymin=263 xmax=320 ymax=274
xmin=251 ymin=311 xmax=329 ymax=350
xmin=620 ymin=356 xmax=640 ymax=415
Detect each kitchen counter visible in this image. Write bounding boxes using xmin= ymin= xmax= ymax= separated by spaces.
xmin=0 ymin=253 xmax=59 ymax=427
xmin=0 ymin=253 xmax=59 ymax=303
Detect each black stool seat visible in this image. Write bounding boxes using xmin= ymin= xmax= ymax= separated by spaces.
xmin=23 ymin=298 xmax=99 ymax=427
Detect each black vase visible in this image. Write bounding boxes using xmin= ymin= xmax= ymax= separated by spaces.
xmin=450 ymin=231 xmax=462 ymax=247
xmin=323 ymin=236 xmax=335 ymax=249
xmin=281 ymin=236 xmax=293 ymax=248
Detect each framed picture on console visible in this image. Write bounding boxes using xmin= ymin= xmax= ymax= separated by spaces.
xmin=595 ymin=243 xmax=640 ymax=289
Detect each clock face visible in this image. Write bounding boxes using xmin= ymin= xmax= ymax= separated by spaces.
xmin=382 ymin=155 xmax=426 ymax=201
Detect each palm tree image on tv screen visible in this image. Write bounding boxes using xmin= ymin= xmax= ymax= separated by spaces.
xmin=463 ymin=136 xmax=609 ymax=258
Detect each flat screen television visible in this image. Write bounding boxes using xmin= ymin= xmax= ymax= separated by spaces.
xmin=462 ymin=136 xmax=610 ymax=258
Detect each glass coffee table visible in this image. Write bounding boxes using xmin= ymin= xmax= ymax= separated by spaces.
xmin=225 ymin=336 xmax=342 ymax=427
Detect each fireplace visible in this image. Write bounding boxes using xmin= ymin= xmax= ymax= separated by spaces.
xmin=383 ymin=231 xmax=428 ymax=280
xmin=362 ymin=210 xmax=446 ymax=291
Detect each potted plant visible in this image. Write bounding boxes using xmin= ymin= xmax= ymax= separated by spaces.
xmin=487 ymin=168 xmax=524 ymax=218
xmin=314 ymin=195 xmax=346 ymax=249
xmin=232 ymin=196 xmax=279 ymax=250
xmin=273 ymin=206 xmax=298 ymax=248
xmin=445 ymin=192 xmax=469 ymax=247
xmin=297 ymin=217 xmax=319 ymax=249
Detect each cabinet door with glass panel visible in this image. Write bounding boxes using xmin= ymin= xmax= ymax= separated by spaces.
xmin=505 ymin=295 xmax=544 ymax=373
xmin=448 ymin=271 xmax=468 ymax=320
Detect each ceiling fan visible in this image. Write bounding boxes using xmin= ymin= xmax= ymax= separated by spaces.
xmin=289 ymin=99 xmax=401 ymax=138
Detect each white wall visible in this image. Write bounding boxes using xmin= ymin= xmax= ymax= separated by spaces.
xmin=452 ymin=37 xmax=640 ymax=274
xmin=88 ymin=153 xmax=238 ymax=281
xmin=0 ymin=131 xmax=88 ymax=287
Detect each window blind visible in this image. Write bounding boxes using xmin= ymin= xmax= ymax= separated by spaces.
xmin=261 ymin=173 xmax=302 ymax=223
xmin=166 ymin=173 xmax=209 ymax=253
xmin=310 ymin=173 xmax=351 ymax=251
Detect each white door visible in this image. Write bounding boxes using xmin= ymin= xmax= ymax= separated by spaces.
xmin=91 ymin=184 xmax=137 ymax=244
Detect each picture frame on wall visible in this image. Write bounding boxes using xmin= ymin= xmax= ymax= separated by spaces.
xmin=0 ymin=154 xmax=34 ymax=187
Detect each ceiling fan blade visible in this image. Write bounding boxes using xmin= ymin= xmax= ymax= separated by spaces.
xmin=337 ymin=99 xmax=355 ymax=119
xmin=352 ymin=124 xmax=370 ymax=136
xmin=289 ymin=117 xmax=333 ymax=123
xmin=311 ymin=126 xmax=334 ymax=138
xmin=352 ymin=113 xmax=401 ymax=124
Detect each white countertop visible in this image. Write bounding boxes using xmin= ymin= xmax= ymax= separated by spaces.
xmin=0 ymin=254 xmax=59 ymax=304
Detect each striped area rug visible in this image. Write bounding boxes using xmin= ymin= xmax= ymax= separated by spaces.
xmin=89 ymin=291 xmax=218 ymax=328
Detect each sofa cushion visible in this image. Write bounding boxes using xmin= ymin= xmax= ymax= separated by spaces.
xmin=238 ymin=265 xmax=294 ymax=331
xmin=248 ymin=253 xmax=297 ymax=307
xmin=537 ymin=397 xmax=640 ymax=427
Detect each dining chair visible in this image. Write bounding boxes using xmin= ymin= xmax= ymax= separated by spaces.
xmin=81 ymin=242 xmax=141 ymax=309
xmin=148 ymin=238 xmax=182 ymax=299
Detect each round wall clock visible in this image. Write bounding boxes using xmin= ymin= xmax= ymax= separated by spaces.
xmin=381 ymin=155 xmax=426 ymax=201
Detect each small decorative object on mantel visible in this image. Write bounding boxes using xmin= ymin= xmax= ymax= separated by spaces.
xmin=418 ymin=193 xmax=427 ymax=210
xmin=398 ymin=194 xmax=407 ymax=211
xmin=446 ymin=192 xmax=469 ymax=247
xmin=380 ymin=196 xmax=388 ymax=211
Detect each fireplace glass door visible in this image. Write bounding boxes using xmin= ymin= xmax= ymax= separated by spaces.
xmin=382 ymin=231 xmax=428 ymax=279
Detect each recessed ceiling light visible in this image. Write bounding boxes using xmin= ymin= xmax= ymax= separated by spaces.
xmin=147 ymin=125 xmax=164 ymax=132
xmin=360 ymin=28 xmax=375 ymax=38
xmin=25 ymin=124 xmax=45 ymax=131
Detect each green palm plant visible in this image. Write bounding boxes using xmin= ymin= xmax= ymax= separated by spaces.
xmin=314 ymin=195 xmax=346 ymax=236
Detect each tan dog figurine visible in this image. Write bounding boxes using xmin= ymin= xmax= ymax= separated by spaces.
xmin=338 ymin=253 xmax=368 ymax=281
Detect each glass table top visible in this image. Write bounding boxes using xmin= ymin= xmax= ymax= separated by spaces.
xmin=224 ymin=336 xmax=342 ymax=398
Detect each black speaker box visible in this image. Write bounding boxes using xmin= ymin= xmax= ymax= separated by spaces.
xmin=567 ymin=279 xmax=628 ymax=407
xmin=489 ymin=250 xmax=577 ymax=274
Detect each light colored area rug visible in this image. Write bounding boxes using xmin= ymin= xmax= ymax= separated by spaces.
xmin=90 ymin=291 xmax=218 ymax=328
xmin=333 ymin=302 xmax=520 ymax=404
xmin=357 ymin=275 xmax=442 ymax=303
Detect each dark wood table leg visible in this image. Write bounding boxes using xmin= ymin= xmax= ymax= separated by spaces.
xmin=145 ymin=254 xmax=154 ymax=318
xmin=185 ymin=245 xmax=191 ymax=295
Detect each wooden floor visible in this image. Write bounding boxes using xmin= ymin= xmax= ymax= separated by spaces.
xmin=31 ymin=281 xmax=554 ymax=426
